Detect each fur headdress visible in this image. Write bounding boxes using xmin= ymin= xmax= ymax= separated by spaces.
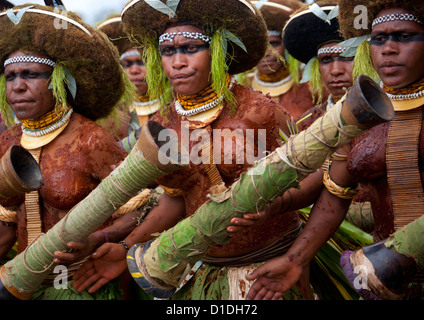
xmin=97 ymin=14 xmax=135 ymax=56
xmin=0 ymin=4 xmax=133 ymax=126
xmin=256 ymin=0 xmax=302 ymax=33
xmin=121 ymin=0 xmax=268 ymax=75
xmin=336 ymin=1 xmax=422 ymax=83
xmin=283 ymin=1 xmax=342 ymax=64
xmin=282 ymin=1 xmax=342 ymax=102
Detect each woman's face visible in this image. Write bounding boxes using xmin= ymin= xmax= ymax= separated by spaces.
xmin=121 ymin=49 xmax=148 ymax=95
xmin=370 ymin=8 xmax=424 ymax=88
xmin=160 ymin=24 xmax=212 ymax=95
xmin=318 ymin=42 xmax=354 ymax=97
xmin=256 ymin=35 xmax=285 ymax=75
xmin=5 ymin=51 xmax=55 ymax=120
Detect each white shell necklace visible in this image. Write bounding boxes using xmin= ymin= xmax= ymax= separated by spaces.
xmin=381 ymin=82 xmax=424 ymax=101
xmin=175 ymin=81 xmax=235 ymax=117
xmin=133 ymin=98 xmax=159 ymax=107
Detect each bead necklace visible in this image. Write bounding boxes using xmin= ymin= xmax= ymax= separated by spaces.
xmin=382 ymin=79 xmax=424 ymax=101
xmin=133 ymin=98 xmax=159 ymax=107
xmin=384 ymin=89 xmax=424 ymax=101
xmin=254 ymin=69 xmax=292 ymax=88
xmin=175 ymin=80 xmax=234 ymax=117
xmin=175 ymin=95 xmax=224 ymax=117
xmin=22 ymin=108 xmax=73 ymax=137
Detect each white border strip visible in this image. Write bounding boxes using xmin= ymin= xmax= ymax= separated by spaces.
xmin=121 ymin=0 xmax=140 ymax=17
xmin=0 ymin=8 xmax=91 ymax=35
xmin=283 ymin=5 xmax=337 ymax=32
xmin=252 ymin=1 xmax=293 ymax=13
xmin=122 ymin=0 xmax=257 ymax=17
xmin=97 ymin=16 xmax=122 ymax=29
xmin=238 ymin=0 xmax=256 ymax=14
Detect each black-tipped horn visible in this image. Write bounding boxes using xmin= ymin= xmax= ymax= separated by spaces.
xmin=0 ymin=145 xmax=42 ymax=200
xmin=341 ymin=75 xmax=394 ymax=129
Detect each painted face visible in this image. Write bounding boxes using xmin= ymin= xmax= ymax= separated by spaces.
xmin=160 ymin=24 xmax=212 ymax=95
xmin=257 ymin=35 xmax=285 ymax=75
xmin=318 ymin=42 xmax=354 ymax=97
xmin=5 ymin=51 xmax=55 ymax=121
xmin=370 ymin=8 xmax=424 ymax=88
xmin=121 ymin=49 xmax=148 ymax=95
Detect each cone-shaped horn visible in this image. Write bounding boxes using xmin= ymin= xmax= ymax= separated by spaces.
xmin=341 ymin=75 xmax=394 ymax=129
xmin=0 ymin=121 xmax=188 ymax=300
xmin=0 ymin=145 xmax=42 ymax=200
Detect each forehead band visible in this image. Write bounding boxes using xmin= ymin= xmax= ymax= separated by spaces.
xmin=4 ymin=55 xmax=56 ymax=68
xmin=268 ymin=30 xmax=282 ymax=37
xmin=158 ymin=32 xmax=211 ymax=44
xmin=372 ymin=13 xmax=423 ymax=28
xmin=120 ymin=50 xmax=141 ymax=61
xmin=317 ymin=46 xmax=347 ymax=56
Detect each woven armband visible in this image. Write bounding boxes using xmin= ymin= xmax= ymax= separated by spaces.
xmin=162 ymin=186 xmax=184 ymax=198
xmin=322 ymin=159 xmax=358 ymax=199
xmin=0 ymin=205 xmax=17 ymax=224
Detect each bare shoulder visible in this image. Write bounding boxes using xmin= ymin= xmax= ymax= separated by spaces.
xmin=52 ymin=113 xmax=126 ymax=177
xmin=64 ymin=113 xmax=124 ymax=149
xmin=232 ymin=84 xmax=291 ymax=136
xmin=0 ymin=125 xmax=22 ymax=156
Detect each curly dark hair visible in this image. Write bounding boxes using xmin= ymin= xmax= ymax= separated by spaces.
xmin=338 ymin=0 xmax=424 ymax=39
xmin=260 ymin=0 xmax=303 ymax=32
xmin=97 ymin=13 xmax=136 ymax=55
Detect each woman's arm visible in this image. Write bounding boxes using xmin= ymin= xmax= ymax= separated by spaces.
xmin=71 ymin=193 xmax=186 ymax=293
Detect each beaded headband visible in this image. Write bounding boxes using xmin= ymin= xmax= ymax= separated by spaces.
xmin=317 ymin=46 xmax=347 ymax=56
xmin=268 ymin=30 xmax=282 ymax=37
xmin=120 ymin=50 xmax=141 ymax=61
xmin=158 ymin=31 xmax=211 ymax=44
xmin=4 ymin=55 xmax=56 ymax=68
xmin=372 ymin=13 xmax=423 ymax=28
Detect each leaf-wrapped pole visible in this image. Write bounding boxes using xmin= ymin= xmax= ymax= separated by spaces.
xmin=128 ymin=77 xmax=395 ymax=297
xmin=0 ymin=121 xmax=187 ymax=300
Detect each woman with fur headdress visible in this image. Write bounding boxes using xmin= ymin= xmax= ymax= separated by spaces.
xmin=70 ymin=0 xmax=392 ymax=301
xmin=0 ymin=4 xmax=138 ymax=299
xmin=250 ymin=0 xmax=316 ymax=121
xmin=336 ymin=0 xmax=424 ymax=300
xmin=98 ymin=14 xmax=162 ymax=144
xmin=283 ymin=1 xmax=374 ymax=234
xmin=247 ymin=0 xmax=424 ymax=300
xmin=72 ymin=0 xmax=315 ymax=300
